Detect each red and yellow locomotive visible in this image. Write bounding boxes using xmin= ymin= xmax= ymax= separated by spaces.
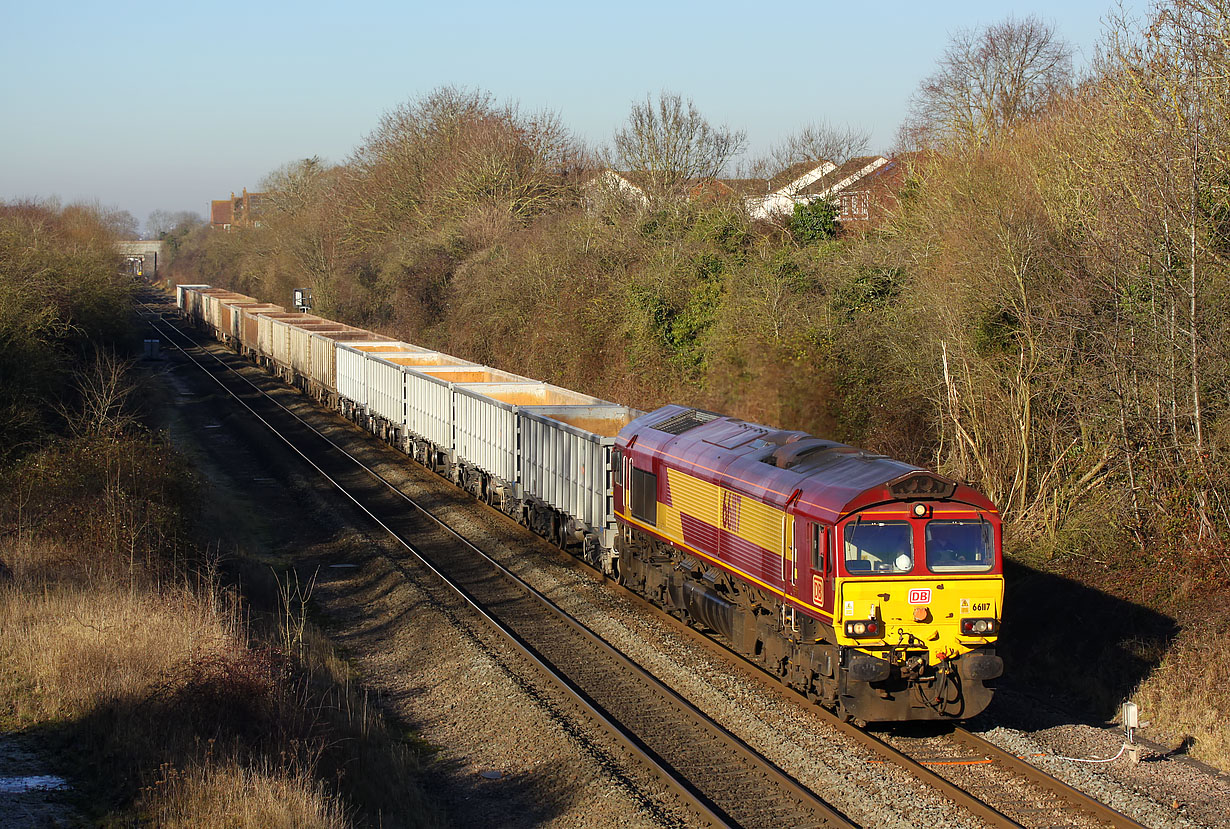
xmin=614 ymin=405 xmax=1004 ymax=722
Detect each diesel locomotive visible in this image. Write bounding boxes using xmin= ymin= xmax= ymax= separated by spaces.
xmin=615 ymin=405 xmax=1004 ymax=722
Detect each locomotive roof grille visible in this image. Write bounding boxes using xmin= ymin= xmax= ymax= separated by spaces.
xmin=649 ymin=409 xmax=719 ymax=435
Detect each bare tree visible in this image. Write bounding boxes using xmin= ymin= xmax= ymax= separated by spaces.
xmin=146 ymin=209 xmax=204 ymax=238
xmin=346 ymin=86 xmax=583 ymax=238
xmin=610 ymin=92 xmax=747 ymax=204
xmin=904 ymin=15 xmax=1073 ymax=147
xmin=257 ymin=156 xmax=350 ymax=312
xmin=57 ymin=346 xmax=139 ymax=438
xmin=741 ymin=120 xmax=871 ymax=181
xmin=262 ymin=157 xmax=331 ymax=216
xmin=1064 ymin=0 xmax=1230 ymax=543
xmin=101 ymin=207 xmax=140 ymax=240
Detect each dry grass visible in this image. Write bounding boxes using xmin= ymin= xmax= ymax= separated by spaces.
xmin=0 ymin=574 xmax=236 ymax=726
xmin=144 ymin=760 xmax=351 ymax=829
xmin=1133 ymin=613 xmax=1230 ymax=771
xmin=1 ymin=217 xmax=438 ymax=824
xmin=0 ymin=527 xmax=440 ymax=826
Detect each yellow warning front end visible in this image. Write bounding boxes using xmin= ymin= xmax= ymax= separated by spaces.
xmin=836 ymin=576 xmax=1004 ymax=663
xmin=829 ymin=508 xmax=1005 ymax=720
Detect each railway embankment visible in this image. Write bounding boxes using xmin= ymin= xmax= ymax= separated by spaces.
xmin=165 ymin=4 xmax=1230 ymax=775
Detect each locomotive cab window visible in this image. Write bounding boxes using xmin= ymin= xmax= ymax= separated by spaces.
xmin=630 ymin=466 xmax=658 ymax=526
xmin=812 ymin=524 xmax=830 ymax=577
xmin=925 ymin=520 xmax=993 ymax=573
xmin=843 ymin=520 xmax=913 ymax=574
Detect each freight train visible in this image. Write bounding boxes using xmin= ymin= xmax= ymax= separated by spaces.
xmin=175 ymin=284 xmax=1004 ymax=722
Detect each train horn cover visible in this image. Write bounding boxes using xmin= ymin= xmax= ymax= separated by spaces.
xmin=889 ymin=472 xmax=957 ymax=500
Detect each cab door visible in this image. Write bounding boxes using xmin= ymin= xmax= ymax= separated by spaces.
xmin=805 ymin=522 xmax=836 ymax=616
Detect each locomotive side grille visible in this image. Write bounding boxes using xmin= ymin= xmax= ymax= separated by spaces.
xmin=650 ymin=409 xmax=719 ymax=435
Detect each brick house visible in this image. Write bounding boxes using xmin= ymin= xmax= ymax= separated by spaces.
xmin=210 ymin=188 xmax=267 ymax=230
xmin=831 ymin=154 xmax=922 ymax=228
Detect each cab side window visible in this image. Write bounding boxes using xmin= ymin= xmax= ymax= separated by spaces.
xmin=811 ymin=524 xmax=823 ymax=575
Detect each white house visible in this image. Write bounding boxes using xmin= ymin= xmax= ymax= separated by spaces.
xmin=584 ymin=156 xmax=890 ymax=222
xmin=743 ymin=156 xmax=888 ymax=221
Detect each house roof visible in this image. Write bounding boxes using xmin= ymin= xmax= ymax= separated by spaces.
xmin=712 ymin=159 xmax=837 ymax=200
xmin=840 ymin=157 xmax=901 ymax=194
xmin=600 ymin=169 xmax=748 ymax=201
xmin=796 ymin=156 xmax=888 ymax=198
xmin=210 ymin=200 xmax=234 ymax=226
xmin=615 ymin=170 xmax=657 ymax=191
xmin=709 ymin=178 xmax=773 ymax=197
xmin=770 ymin=159 xmax=831 ymax=192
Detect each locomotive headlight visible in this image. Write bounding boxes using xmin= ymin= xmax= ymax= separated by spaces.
xmin=844 ymin=620 xmax=880 ymax=638
xmin=960 ymin=618 xmax=997 ymax=636
xmin=913 ymin=503 xmax=928 ymax=517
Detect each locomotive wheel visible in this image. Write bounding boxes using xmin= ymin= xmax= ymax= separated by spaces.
xmin=836 ymin=700 xmax=866 ymax=728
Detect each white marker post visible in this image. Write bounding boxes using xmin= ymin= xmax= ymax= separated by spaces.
xmin=1123 ymin=701 xmax=1140 ymax=764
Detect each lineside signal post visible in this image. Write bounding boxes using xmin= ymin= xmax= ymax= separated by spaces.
xmin=293 ymin=288 xmax=313 ymax=313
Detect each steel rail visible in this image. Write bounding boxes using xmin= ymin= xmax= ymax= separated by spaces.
xmin=950 ymin=727 xmax=1148 ymax=829
xmin=151 ymin=292 xmax=1148 ymax=828
xmin=583 ymin=559 xmax=1030 ymax=828
xmin=142 ymin=298 xmax=856 ymax=829
xmin=151 ymin=293 xmax=1141 ymax=821
xmin=599 ymin=556 xmax=1149 ymax=829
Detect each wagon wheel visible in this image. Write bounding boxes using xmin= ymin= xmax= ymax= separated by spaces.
xmin=554 ymin=517 xmax=568 ymax=550
xmin=582 ymin=536 xmax=601 ymax=568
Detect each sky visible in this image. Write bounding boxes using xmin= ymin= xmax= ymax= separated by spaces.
xmin=0 ymin=0 xmax=1126 ymax=235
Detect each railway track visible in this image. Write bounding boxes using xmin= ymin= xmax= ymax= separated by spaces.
xmin=140 ymin=294 xmax=854 ymax=829
xmin=141 ymin=292 xmax=1150 ymax=829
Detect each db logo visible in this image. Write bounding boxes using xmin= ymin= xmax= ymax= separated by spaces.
xmin=908 ymin=588 xmax=931 ymax=604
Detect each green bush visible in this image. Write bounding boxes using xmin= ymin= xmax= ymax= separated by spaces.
xmin=789 ymin=199 xmax=840 ymax=243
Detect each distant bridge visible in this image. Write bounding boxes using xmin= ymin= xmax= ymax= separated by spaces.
xmin=115 ymin=240 xmax=164 ymax=278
